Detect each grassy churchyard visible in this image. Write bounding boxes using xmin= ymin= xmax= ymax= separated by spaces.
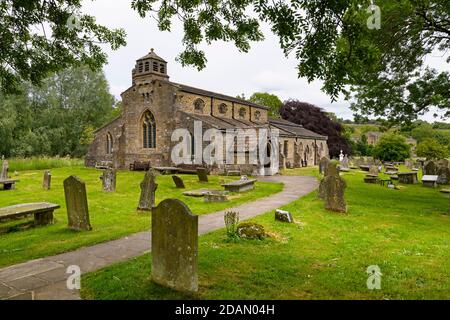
xmin=80 ymin=167 xmax=450 ymax=300
xmin=0 ymin=166 xmax=282 ymax=268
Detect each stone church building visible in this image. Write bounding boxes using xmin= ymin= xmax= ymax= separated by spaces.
xmin=86 ymin=49 xmax=329 ymax=175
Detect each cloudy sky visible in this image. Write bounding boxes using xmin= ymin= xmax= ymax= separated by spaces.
xmin=82 ymin=0 xmax=449 ymax=122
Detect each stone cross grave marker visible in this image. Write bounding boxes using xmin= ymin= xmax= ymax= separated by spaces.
xmin=101 ymin=169 xmax=116 ymax=192
xmin=137 ymin=170 xmax=158 ymax=211
xmin=197 ymin=168 xmax=209 ymax=183
xmin=152 ymin=199 xmax=198 ymax=294
xmin=172 ymin=175 xmax=185 ymax=189
xmin=64 ymin=176 xmax=92 ymax=231
xmin=43 ymin=170 xmax=51 ymax=190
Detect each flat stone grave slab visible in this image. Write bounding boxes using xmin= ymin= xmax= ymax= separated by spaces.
xmin=154 ymin=167 xmax=179 ymax=175
xmin=222 ymin=179 xmax=257 ymax=193
xmin=0 ymin=202 xmax=60 ymax=226
xmin=359 ymin=165 xmax=370 ymax=172
xmin=440 ymin=189 xmax=450 ymax=194
xmin=204 ymin=191 xmax=229 ymax=203
xmin=397 ymin=172 xmax=418 ymax=184
xmin=183 ymin=189 xmax=219 ymax=198
xmin=422 ymin=175 xmax=438 ymax=188
xmin=0 ymin=179 xmax=19 ymax=190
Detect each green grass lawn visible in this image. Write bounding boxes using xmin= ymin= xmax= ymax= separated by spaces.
xmin=0 ymin=167 xmax=282 ymax=268
xmin=81 ymin=169 xmax=450 ymax=300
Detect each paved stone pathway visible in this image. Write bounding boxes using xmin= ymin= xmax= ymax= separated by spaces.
xmin=0 ymin=175 xmax=318 ymax=300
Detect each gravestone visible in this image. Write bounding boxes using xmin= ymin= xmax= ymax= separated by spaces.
xmin=42 ymin=170 xmax=51 ymax=190
xmin=436 ymin=160 xmax=450 ymax=185
xmin=275 ymin=209 xmax=294 ymax=223
xmin=369 ymin=165 xmax=380 ymax=176
xmin=152 ymin=199 xmax=198 ymax=294
xmin=172 ymin=175 xmax=185 ymax=189
xmin=319 ymin=157 xmax=330 ymax=175
xmin=398 ymin=172 xmax=418 ymax=184
xmin=138 ymin=170 xmax=158 ymax=211
xmin=1 ymin=160 xmax=8 ymax=180
xmin=322 ymin=163 xmax=347 ymax=213
xmin=101 ymin=169 xmax=116 ymax=192
xmin=423 ymin=161 xmax=438 ymax=176
xmin=405 ymin=159 xmax=414 ymax=170
xmin=64 ymin=176 xmax=92 ymax=231
xmin=340 ymin=156 xmax=349 ymax=170
xmin=318 ymin=162 xmax=339 ymax=200
xmin=197 ymin=168 xmax=209 ymax=182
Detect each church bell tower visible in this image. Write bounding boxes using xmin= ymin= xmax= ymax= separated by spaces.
xmin=132 ymin=49 xmax=169 ymax=85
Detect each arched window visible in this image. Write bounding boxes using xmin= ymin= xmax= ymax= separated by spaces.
xmin=106 ymin=133 xmax=113 ymax=155
xmin=142 ymin=111 xmax=156 ymax=149
xmin=239 ymin=107 xmax=247 ymax=119
xmin=194 ymin=99 xmax=205 ymax=113
xmin=219 ymin=103 xmax=228 ymax=114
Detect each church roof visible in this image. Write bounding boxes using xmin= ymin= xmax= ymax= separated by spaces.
xmin=138 ymin=49 xmax=167 ymax=63
xmin=269 ymin=119 xmax=328 ymax=140
xmin=179 ymin=111 xmax=267 ymax=130
xmin=173 ymin=83 xmax=269 ymax=111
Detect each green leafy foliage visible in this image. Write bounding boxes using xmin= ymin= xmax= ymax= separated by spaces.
xmin=249 ymin=92 xmax=283 ymax=118
xmin=0 ymin=0 xmax=126 ymax=94
xmin=372 ymin=134 xmax=411 ymax=161
xmin=0 ymin=66 xmax=116 ymax=158
xmin=416 ymin=139 xmax=449 ymax=160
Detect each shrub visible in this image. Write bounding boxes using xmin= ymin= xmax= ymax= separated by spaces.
xmin=372 ymin=134 xmax=411 ymax=161
xmin=224 ymin=211 xmax=240 ymax=239
xmin=416 ymin=138 xmax=449 ymax=160
xmin=236 ymin=222 xmax=266 ymax=240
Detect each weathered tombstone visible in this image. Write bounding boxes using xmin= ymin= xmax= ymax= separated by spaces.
xmin=423 ymin=161 xmax=438 ymax=176
xmin=101 ymin=169 xmax=116 ymax=192
xmin=0 ymin=160 xmax=8 ymax=180
xmin=318 ymin=162 xmax=339 ymax=200
xmin=64 ymin=176 xmax=92 ymax=231
xmin=43 ymin=170 xmax=51 ymax=190
xmin=172 ymin=175 xmax=185 ymax=189
xmin=197 ymin=168 xmax=209 ymax=182
xmin=275 ymin=209 xmax=294 ymax=223
xmin=138 ymin=170 xmax=158 ymax=211
xmin=398 ymin=172 xmax=418 ymax=184
xmin=369 ymin=165 xmax=380 ymax=176
xmin=322 ymin=163 xmax=347 ymax=213
xmin=405 ymin=159 xmax=414 ymax=170
xmin=152 ymin=199 xmax=198 ymax=294
xmin=340 ymin=155 xmax=349 ymax=170
xmin=319 ymin=157 xmax=330 ymax=175
xmin=436 ymin=160 xmax=450 ymax=185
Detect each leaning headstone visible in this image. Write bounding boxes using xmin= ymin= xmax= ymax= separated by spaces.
xmin=101 ymin=169 xmax=116 ymax=192
xmin=1 ymin=160 xmax=8 ymax=180
xmin=138 ymin=170 xmax=158 ymax=211
xmin=152 ymin=199 xmax=198 ymax=294
xmin=319 ymin=157 xmax=330 ymax=175
xmin=172 ymin=175 xmax=185 ymax=189
xmin=369 ymin=165 xmax=380 ymax=176
xmin=275 ymin=209 xmax=294 ymax=223
xmin=64 ymin=176 xmax=92 ymax=231
xmin=423 ymin=161 xmax=438 ymax=176
xmin=43 ymin=170 xmax=51 ymax=190
xmin=322 ymin=163 xmax=347 ymax=213
xmin=197 ymin=168 xmax=209 ymax=182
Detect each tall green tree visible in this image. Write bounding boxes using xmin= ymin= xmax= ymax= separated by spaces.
xmin=249 ymin=92 xmax=283 ymax=118
xmin=416 ymin=138 xmax=449 ymax=160
xmin=0 ymin=66 xmax=116 ymax=157
xmin=0 ymin=0 xmax=126 ymax=94
xmin=131 ymin=0 xmax=450 ymax=124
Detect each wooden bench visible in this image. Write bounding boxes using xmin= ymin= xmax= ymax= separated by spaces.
xmin=0 ymin=179 xmax=19 ymax=190
xmin=0 ymin=203 xmax=60 ymax=226
xmin=222 ymin=179 xmax=257 ymax=192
